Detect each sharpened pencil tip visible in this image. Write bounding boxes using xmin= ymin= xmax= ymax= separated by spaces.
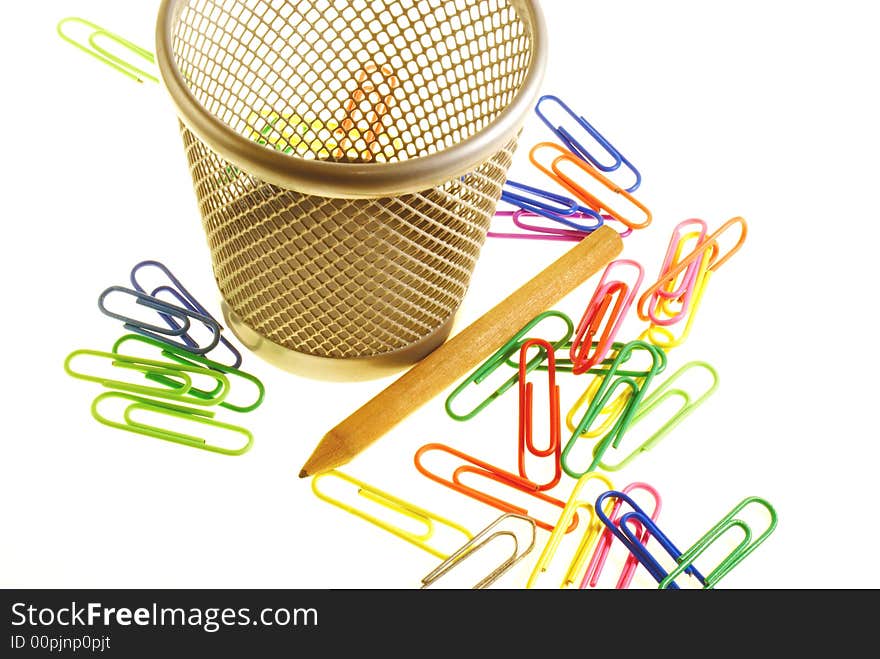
xmin=298 ymin=469 xmax=309 ymax=479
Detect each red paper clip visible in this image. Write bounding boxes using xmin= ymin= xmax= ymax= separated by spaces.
xmin=570 ymin=260 xmax=643 ymax=375
xmin=518 ymin=339 xmax=561 ymax=491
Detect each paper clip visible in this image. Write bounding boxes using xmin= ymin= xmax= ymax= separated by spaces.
xmin=488 ymin=210 xmax=587 ymax=242
xmin=562 ymin=341 xmax=665 ymax=478
xmin=570 ymin=259 xmax=644 ymax=375
xmin=644 ymin=220 xmax=708 ymax=326
xmin=535 ymin=95 xmax=641 ymax=191
xmin=500 ymin=182 xmax=604 ymax=231
xmin=421 ymin=514 xmax=537 ymax=589
xmin=597 ymin=361 xmax=719 ymax=471
xmin=111 ymin=334 xmax=265 ymax=414
xmin=530 ymin=142 xmax=651 ymax=231
xmin=526 ymin=472 xmax=615 ymax=589
xmin=131 ymin=260 xmax=243 ymax=368
xmin=500 ymin=180 xmax=579 ymax=221
xmin=595 ymin=490 xmax=704 ymax=589
xmin=311 ymin=470 xmax=471 ymax=560
xmin=98 ymin=286 xmax=222 ymax=355
xmin=518 ymin=339 xmax=561 ymax=491
xmin=444 ymin=310 xmax=573 ymax=421
xmin=658 ymin=496 xmax=778 ymax=589
xmin=637 ymin=217 xmax=748 ymax=347
xmin=57 ymin=17 xmax=158 ymax=84
xmin=564 ymin=340 xmax=667 ymax=440
xmin=581 ymin=482 xmax=662 ymax=589
xmin=414 ymin=443 xmax=578 ymax=533
xmin=91 ymin=391 xmax=253 ymax=456
xmin=64 ymin=349 xmax=230 ymax=407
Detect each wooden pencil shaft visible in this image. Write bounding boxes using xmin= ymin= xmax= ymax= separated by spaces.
xmin=300 ymin=225 xmax=623 ymax=477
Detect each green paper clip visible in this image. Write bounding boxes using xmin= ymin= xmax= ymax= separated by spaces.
xmin=561 ymin=340 xmax=666 ymax=478
xmin=91 ymin=392 xmax=253 ymax=456
xmin=596 ymin=360 xmax=719 ymax=471
xmin=112 ymin=334 xmax=265 ymax=413
xmin=64 ymin=349 xmax=230 ymax=407
xmin=444 ymin=310 xmax=574 ymax=422
xmin=659 ymin=496 xmax=778 ymax=589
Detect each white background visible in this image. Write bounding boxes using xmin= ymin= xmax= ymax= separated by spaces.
xmin=1 ymin=0 xmax=877 ymax=589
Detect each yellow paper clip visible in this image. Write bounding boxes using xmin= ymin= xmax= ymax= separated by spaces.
xmin=421 ymin=514 xmax=537 ymax=590
xmin=527 ymin=472 xmax=615 ymax=589
xmin=311 ymin=470 xmax=472 ymax=560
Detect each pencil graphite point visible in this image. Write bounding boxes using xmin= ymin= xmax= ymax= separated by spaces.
xmin=298 ymin=469 xmax=309 ymax=479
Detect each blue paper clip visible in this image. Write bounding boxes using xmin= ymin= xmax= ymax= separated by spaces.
xmin=98 ymin=286 xmax=222 ymax=355
xmin=131 ymin=260 xmax=243 ymax=368
xmin=535 ymin=94 xmax=642 ymax=192
xmin=595 ymin=490 xmax=705 ymax=589
xmin=500 ymin=180 xmax=603 ymax=231
xmin=445 ymin=311 xmax=574 ymax=422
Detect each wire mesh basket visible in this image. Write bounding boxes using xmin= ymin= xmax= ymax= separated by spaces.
xmin=155 ymin=0 xmax=547 ymax=379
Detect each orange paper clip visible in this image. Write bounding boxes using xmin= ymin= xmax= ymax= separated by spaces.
xmin=518 ymin=339 xmax=562 ymax=491
xmin=414 ymin=443 xmax=578 ymax=533
xmin=570 ymin=259 xmax=644 ymax=375
xmin=530 ymin=142 xmax=652 ymax=230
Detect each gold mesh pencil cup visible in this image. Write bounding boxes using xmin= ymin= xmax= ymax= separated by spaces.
xmin=155 ymin=0 xmax=547 ymax=380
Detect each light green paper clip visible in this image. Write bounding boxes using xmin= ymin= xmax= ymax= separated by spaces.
xmin=92 ymin=391 xmax=253 ymax=456
xmin=64 ymin=349 xmax=230 ymax=407
xmin=57 ymin=17 xmax=158 ymax=83
xmin=596 ymin=360 xmax=719 ymax=471
xmin=112 ymin=334 xmax=265 ymax=413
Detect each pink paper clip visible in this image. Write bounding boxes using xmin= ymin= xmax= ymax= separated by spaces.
xmin=646 ymin=219 xmax=708 ymax=327
xmin=570 ymin=259 xmax=644 ymax=375
xmin=581 ymin=482 xmax=662 ymax=589
xmin=518 ymin=339 xmax=561 ymax=491
xmin=488 ymin=210 xmax=634 ymax=242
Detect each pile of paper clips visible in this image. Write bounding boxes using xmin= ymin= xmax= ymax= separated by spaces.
xmin=63 ymin=260 xmax=265 ymax=456
xmin=313 ymin=94 xmax=776 ymax=589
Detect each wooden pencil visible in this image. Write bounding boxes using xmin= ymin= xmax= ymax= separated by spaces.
xmin=298 ymin=224 xmax=623 ymax=478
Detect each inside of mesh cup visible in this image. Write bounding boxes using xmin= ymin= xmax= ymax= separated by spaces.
xmin=172 ymin=0 xmax=532 ymax=164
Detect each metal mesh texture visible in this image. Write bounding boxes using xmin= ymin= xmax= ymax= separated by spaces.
xmin=169 ymin=0 xmax=533 ymax=359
